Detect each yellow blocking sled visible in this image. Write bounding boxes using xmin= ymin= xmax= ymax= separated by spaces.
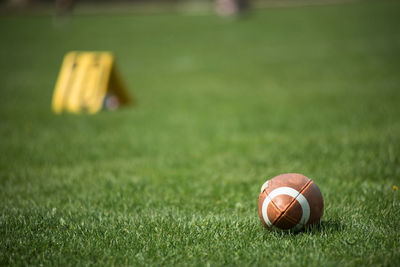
xmin=52 ymin=51 xmax=132 ymax=114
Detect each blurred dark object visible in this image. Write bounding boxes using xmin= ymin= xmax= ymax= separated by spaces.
xmin=215 ymin=0 xmax=250 ymax=17
xmin=55 ymin=0 xmax=76 ymax=15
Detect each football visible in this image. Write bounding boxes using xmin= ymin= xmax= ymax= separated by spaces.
xmin=258 ymin=173 xmax=324 ymax=231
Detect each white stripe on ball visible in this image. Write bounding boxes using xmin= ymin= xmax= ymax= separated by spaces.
xmin=260 ymin=180 xmax=270 ymax=193
xmin=261 ymin=187 xmax=310 ymax=231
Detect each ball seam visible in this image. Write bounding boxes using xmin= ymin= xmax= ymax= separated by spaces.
xmin=271 ymin=180 xmax=313 ymax=226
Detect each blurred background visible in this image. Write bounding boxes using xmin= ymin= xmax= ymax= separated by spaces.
xmin=1 ymin=0 xmax=357 ymax=16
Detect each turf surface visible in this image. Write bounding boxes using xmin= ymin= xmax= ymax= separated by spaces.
xmin=1 ymin=1 xmax=400 ymax=265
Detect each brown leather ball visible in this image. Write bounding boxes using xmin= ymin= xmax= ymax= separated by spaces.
xmin=258 ymin=173 xmax=324 ymax=231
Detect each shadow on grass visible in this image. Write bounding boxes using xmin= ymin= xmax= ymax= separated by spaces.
xmin=304 ymin=219 xmax=344 ymax=234
xmin=262 ymin=219 xmax=345 ymax=237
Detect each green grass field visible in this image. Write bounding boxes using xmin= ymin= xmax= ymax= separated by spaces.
xmin=1 ymin=1 xmax=400 ymax=265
